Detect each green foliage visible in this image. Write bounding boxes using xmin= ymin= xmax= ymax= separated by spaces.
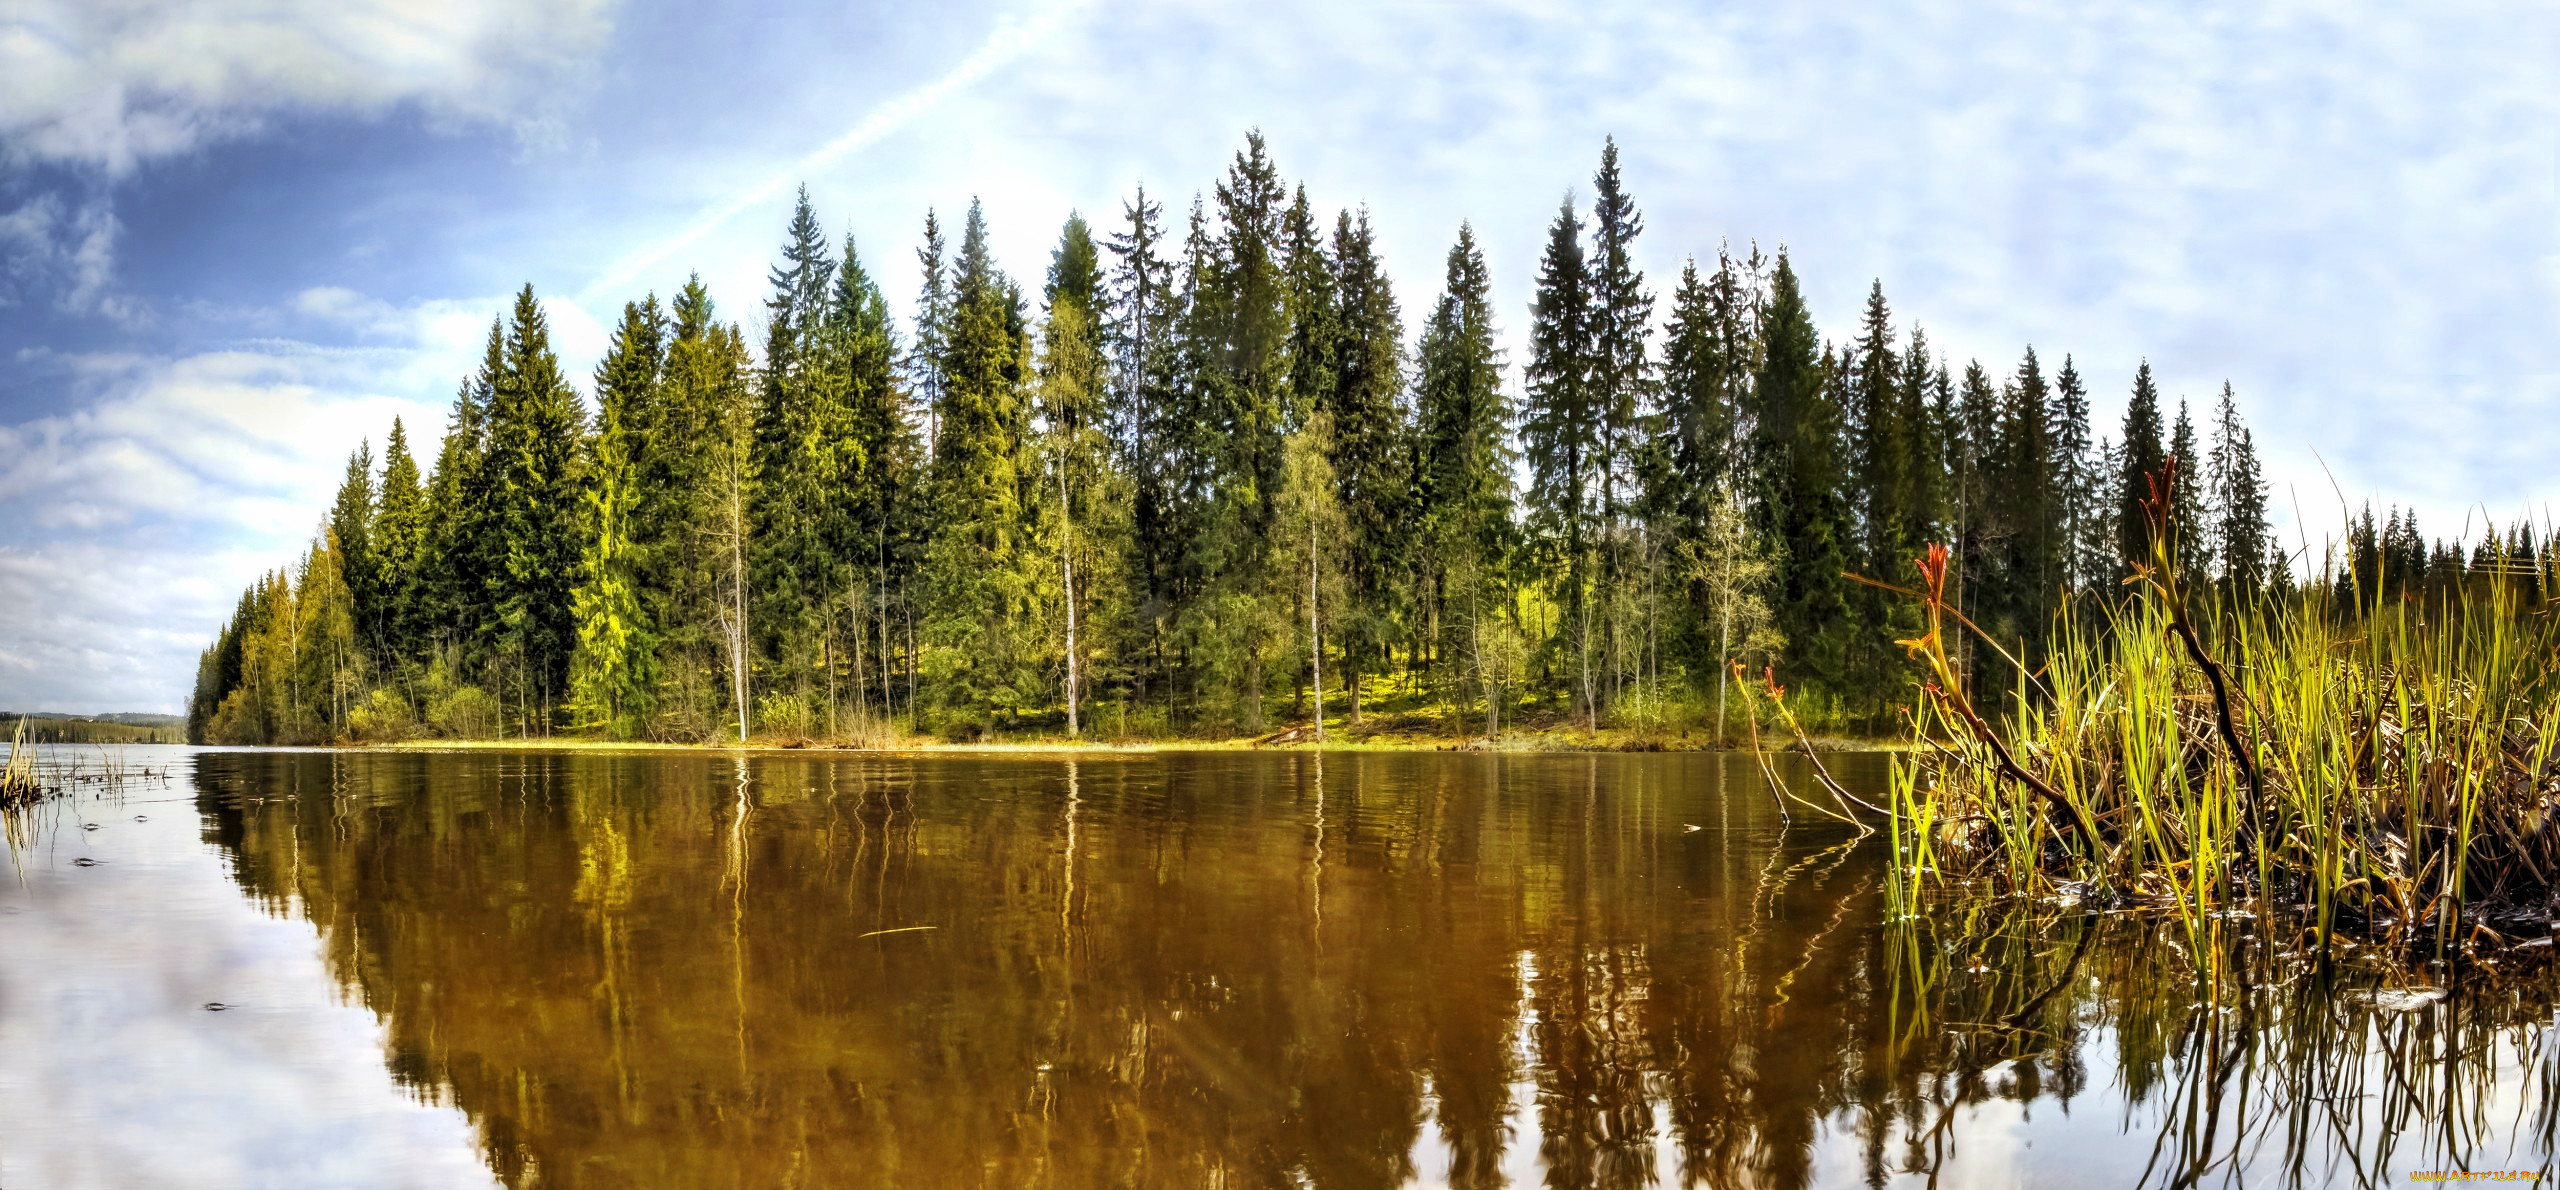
xmin=192 ymin=134 xmax=2344 ymax=748
xmin=569 ymin=374 xmax=655 ymax=739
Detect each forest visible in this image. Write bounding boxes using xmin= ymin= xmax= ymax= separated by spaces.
xmin=184 ymin=134 xmax=2545 ymax=746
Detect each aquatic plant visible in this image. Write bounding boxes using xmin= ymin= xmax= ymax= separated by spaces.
xmin=1885 ymin=477 xmax=2560 ymax=965
xmin=1 ymin=717 xmax=41 ymax=806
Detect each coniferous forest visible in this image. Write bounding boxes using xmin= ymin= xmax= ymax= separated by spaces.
xmin=185 ymin=135 xmax=2553 ymax=745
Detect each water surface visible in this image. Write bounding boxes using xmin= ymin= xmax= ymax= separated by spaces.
xmin=2 ymin=747 xmax=2552 ymax=1187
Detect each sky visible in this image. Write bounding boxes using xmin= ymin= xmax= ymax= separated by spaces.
xmin=2 ymin=0 xmax=2555 ymax=714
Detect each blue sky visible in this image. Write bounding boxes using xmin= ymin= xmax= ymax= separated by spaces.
xmin=3 ymin=0 xmax=2554 ymax=713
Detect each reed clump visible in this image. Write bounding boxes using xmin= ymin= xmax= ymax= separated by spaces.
xmin=1 ymin=717 xmax=45 ymax=807
xmin=1887 ymin=499 xmax=2560 ymax=963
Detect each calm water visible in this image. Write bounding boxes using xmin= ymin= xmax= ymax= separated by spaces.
xmin=1 ymin=746 xmax=2554 ymax=1188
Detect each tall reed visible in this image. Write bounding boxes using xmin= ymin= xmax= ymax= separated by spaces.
xmin=1886 ymin=500 xmax=2560 ymax=965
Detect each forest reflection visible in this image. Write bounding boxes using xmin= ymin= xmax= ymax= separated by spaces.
xmin=192 ymin=750 xmax=2559 ymax=1188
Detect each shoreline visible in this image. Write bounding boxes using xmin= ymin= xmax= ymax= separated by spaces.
xmin=290 ymin=732 xmax=1900 ymax=757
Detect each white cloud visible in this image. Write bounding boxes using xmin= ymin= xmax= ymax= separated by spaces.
xmin=0 ymin=192 xmax=138 ymax=321
xmin=0 ymin=298 xmax=505 ymax=713
xmin=0 ymin=0 xmax=621 ymax=174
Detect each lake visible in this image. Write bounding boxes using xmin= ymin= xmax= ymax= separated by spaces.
xmin=0 ymin=746 xmax=2551 ymax=1187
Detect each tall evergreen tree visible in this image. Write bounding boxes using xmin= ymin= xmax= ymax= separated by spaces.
xmin=751 ymin=189 xmax=851 ymax=696
xmin=419 ymin=325 xmax=503 ymax=656
xmin=1520 ymin=195 xmax=1598 ymax=721
xmin=912 ymin=210 xmax=951 ymax=454
xmin=2169 ymin=398 xmax=2206 ymax=573
xmin=1585 ymin=138 xmax=1654 ymax=706
xmin=1326 ymin=206 xmax=1407 ymax=719
xmin=2206 ymin=383 xmax=2270 ymax=599
xmin=1198 ymin=132 xmax=1293 ymax=728
xmin=830 ymin=233 xmax=918 ymax=723
xmin=1039 ymin=213 xmax=1119 ymax=732
xmin=2052 ymin=354 xmax=2099 ymax=592
xmin=2115 ymin=361 xmax=2169 ymax=579
xmin=923 ymin=199 xmax=1036 ymax=720
xmin=1843 ymin=282 xmax=1916 ymax=714
xmin=328 ymin=439 xmax=377 ymax=657
xmin=1103 ymin=187 xmax=1186 ymax=709
xmin=1750 ymin=253 xmax=1849 ymax=694
xmin=569 ymin=389 xmax=652 ymax=738
xmin=1414 ymin=224 xmax=1513 ymax=710
xmin=370 ymin=417 xmax=426 ymax=660
xmin=484 ymin=284 xmax=588 ymax=727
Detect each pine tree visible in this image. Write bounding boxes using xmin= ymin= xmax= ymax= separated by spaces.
xmin=923 ymin=199 xmax=1036 ymax=721
xmin=1103 ymin=186 xmax=1185 ymax=711
xmin=1586 ymin=138 xmax=1654 ymax=708
xmin=1520 ymin=195 xmax=1598 ymax=722
xmin=418 ymin=325 xmax=502 ymax=660
xmin=2168 ymin=398 xmax=2206 ymax=575
xmin=2115 ymin=361 xmax=2168 ymax=580
xmin=1327 ymin=206 xmax=1407 ymax=721
xmin=912 ymin=210 xmax=951 ymax=455
xmin=1039 ymin=213 xmax=1119 ymax=735
xmin=1987 ymin=346 xmax=2058 ymax=647
xmin=751 ymin=189 xmax=849 ymax=696
xmin=1414 ymin=224 xmax=1513 ymax=717
xmin=2206 ymin=382 xmax=2270 ymax=599
xmin=831 ymin=233 xmax=918 ymax=726
xmin=328 ymin=439 xmax=377 ymax=657
xmin=2052 ymin=355 xmax=2099 ymax=592
xmin=484 ymin=284 xmax=588 ymax=729
xmin=1843 ymin=281 xmax=1909 ymax=712
xmin=369 ymin=418 xmax=426 ymax=660
xmin=569 ymin=391 xmax=652 ymax=738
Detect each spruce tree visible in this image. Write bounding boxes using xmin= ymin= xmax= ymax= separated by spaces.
xmin=912 ymin=210 xmax=951 ymax=454
xmin=1040 ymin=213 xmax=1118 ymax=732
xmin=1520 ymin=195 xmax=1598 ymax=721
xmin=1987 ymin=347 xmax=2058 ymax=646
xmin=751 ymin=189 xmax=849 ymax=696
xmin=2169 ymin=398 xmax=2206 ymax=574
xmin=2052 ymin=355 xmax=2098 ymax=592
xmin=2206 ymin=382 xmax=2269 ymax=598
xmin=1327 ymin=206 xmax=1407 ymax=719
xmin=1656 ymin=258 xmax=1730 ymax=536
xmin=831 ymin=234 xmax=918 ymax=723
xmin=2115 ymin=361 xmax=2168 ymax=580
xmin=1585 ymin=138 xmax=1653 ymax=706
xmin=484 ymin=284 xmax=588 ymax=728
xmin=419 ymin=325 xmax=503 ymax=660
xmin=1414 ymin=224 xmax=1513 ymax=710
xmin=1199 ymin=133 xmax=1292 ymax=729
xmin=328 ymin=439 xmax=377 ymax=658
xmin=1751 ymin=253 xmax=1849 ymax=695
xmin=569 ymin=393 xmax=652 ymax=738
xmin=1843 ymin=282 xmax=1908 ymax=711
xmin=1279 ymin=188 xmax=1339 ymax=429
xmin=923 ymin=199 xmax=1035 ymax=721
xmin=1103 ymin=187 xmax=1185 ymax=710
xmin=370 ymin=417 xmax=426 ymax=660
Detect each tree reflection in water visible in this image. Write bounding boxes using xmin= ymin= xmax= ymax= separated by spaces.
xmin=193 ymin=750 xmax=2557 ymax=1188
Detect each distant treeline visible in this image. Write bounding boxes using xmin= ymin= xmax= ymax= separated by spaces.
xmin=186 ymin=134 xmax=2556 ymax=745
xmin=8 ymin=715 xmax=184 ymax=745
